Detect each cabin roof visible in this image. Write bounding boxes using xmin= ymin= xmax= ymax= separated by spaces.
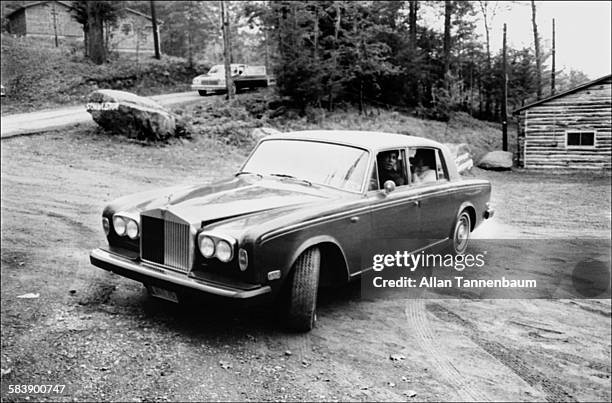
xmin=512 ymin=74 xmax=612 ymax=114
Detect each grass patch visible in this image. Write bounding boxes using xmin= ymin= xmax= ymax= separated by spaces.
xmin=1 ymin=34 xmax=208 ymax=114
xmin=176 ymin=90 xmax=512 ymax=161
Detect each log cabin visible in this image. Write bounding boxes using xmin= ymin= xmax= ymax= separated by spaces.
xmin=513 ymin=74 xmax=611 ymax=169
xmin=5 ymin=1 xmax=161 ymax=54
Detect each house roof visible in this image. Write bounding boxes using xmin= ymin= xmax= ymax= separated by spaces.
xmin=512 ymin=74 xmax=612 ymax=114
xmin=5 ymin=1 xmax=73 ymax=20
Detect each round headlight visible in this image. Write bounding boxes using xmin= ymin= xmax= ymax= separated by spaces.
xmin=113 ymin=216 xmax=126 ymax=236
xmin=215 ymin=240 xmax=233 ymax=262
xmin=102 ymin=217 xmax=110 ymax=236
xmin=198 ymin=235 xmax=215 ymax=258
xmin=126 ymin=219 xmax=139 ymax=239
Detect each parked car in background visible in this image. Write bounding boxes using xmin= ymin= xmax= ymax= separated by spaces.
xmin=191 ymin=64 xmax=276 ymax=95
xmin=90 ymin=131 xmax=494 ymax=331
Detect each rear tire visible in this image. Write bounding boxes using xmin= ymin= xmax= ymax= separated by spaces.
xmin=449 ymin=210 xmax=471 ymax=254
xmin=286 ymin=247 xmax=321 ymax=332
xmin=198 ymin=90 xmax=207 ymax=96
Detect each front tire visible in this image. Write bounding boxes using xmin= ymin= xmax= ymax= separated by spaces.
xmin=450 ymin=210 xmax=471 ymax=254
xmin=286 ymin=247 xmax=321 ymax=332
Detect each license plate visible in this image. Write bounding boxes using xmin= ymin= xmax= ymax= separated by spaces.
xmin=149 ymin=285 xmax=179 ymax=303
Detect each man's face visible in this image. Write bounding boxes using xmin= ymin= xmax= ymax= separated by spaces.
xmin=382 ymin=152 xmax=398 ymax=171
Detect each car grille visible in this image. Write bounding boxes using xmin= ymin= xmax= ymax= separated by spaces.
xmin=200 ymin=79 xmax=219 ymax=85
xmin=141 ymin=216 xmax=191 ymax=273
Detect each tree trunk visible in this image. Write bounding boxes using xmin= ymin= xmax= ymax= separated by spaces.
xmin=87 ymin=2 xmax=106 ymax=65
xmin=221 ymin=0 xmax=234 ymax=100
xmin=551 ymin=18 xmax=556 ymax=95
xmin=150 ymin=0 xmax=161 ymax=59
xmin=531 ymin=0 xmax=542 ymax=99
xmin=443 ymin=1 xmax=452 ymax=84
xmin=328 ymin=2 xmax=342 ymax=111
xmin=409 ymin=1 xmax=418 ymax=49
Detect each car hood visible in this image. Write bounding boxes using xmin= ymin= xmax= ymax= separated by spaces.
xmin=194 ymin=73 xmax=223 ymax=79
xmin=107 ymin=177 xmax=335 ymax=227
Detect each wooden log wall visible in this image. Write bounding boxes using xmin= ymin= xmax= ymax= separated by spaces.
xmin=519 ymin=78 xmax=611 ymax=169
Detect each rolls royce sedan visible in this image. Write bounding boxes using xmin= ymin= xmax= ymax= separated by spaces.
xmin=90 ymin=130 xmax=494 ymax=331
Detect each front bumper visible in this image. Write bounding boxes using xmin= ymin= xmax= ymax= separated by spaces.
xmin=191 ymin=84 xmax=225 ymax=92
xmin=90 ymin=248 xmax=271 ymax=299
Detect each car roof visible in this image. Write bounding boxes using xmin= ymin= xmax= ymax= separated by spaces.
xmin=263 ymin=130 xmax=443 ymax=151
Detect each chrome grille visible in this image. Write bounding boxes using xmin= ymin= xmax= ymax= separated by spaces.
xmin=140 ymin=216 xmax=191 ymax=273
xmin=201 ymin=79 xmax=219 ymax=85
xmin=164 ymin=220 xmax=190 ymax=272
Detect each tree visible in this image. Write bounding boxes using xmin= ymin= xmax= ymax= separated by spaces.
xmin=150 ymin=0 xmax=160 ymax=59
xmin=530 ymin=0 xmax=542 ymax=99
xmin=443 ymin=1 xmax=452 ymax=82
xmin=71 ymin=1 xmax=121 ymax=63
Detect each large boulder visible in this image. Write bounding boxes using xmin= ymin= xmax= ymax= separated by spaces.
xmin=478 ymin=150 xmax=513 ymax=170
xmin=86 ymin=90 xmax=176 ymax=140
xmin=444 ymin=143 xmax=473 ymax=174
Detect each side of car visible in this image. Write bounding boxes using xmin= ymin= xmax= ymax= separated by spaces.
xmin=205 ymin=143 xmax=491 ymax=331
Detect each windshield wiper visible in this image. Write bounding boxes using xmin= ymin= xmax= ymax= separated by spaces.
xmin=269 ymin=173 xmax=312 ymax=186
xmin=235 ymin=171 xmax=263 ymax=179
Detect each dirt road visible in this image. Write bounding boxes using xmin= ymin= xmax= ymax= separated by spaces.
xmin=0 ymin=91 xmax=204 ymax=139
xmin=1 ymin=127 xmax=610 ymax=402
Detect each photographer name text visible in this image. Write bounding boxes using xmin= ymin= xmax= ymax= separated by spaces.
xmin=373 ymin=276 xmax=537 ymax=288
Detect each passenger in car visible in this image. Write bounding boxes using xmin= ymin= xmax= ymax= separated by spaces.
xmin=378 ymin=150 xmax=406 ymax=187
xmin=411 ymin=151 xmax=437 ymax=184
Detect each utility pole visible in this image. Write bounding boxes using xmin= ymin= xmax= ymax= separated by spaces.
xmin=220 ymin=1 xmax=234 ymax=100
xmin=551 ymin=18 xmax=556 ymax=95
xmin=150 ymin=1 xmax=161 ymax=59
xmin=502 ymin=23 xmax=508 ymax=152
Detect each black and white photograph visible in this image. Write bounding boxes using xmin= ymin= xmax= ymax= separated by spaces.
xmin=1 ymin=1 xmax=610 ymax=401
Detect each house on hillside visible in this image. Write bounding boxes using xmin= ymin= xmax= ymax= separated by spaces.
xmin=6 ymin=1 xmax=82 ymax=44
xmin=512 ymin=74 xmax=612 ymax=169
xmin=5 ymin=1 xmax=161 ymax=54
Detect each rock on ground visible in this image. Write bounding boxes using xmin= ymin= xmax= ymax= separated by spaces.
xmin=86 ymin=89 xmax=176 ymax=140
xmin=478 ymin=150 xmax=513 ymax=171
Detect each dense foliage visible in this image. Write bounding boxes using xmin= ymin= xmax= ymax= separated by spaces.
xmin=241 ymin=1 xmax=591 ymax=121
xmin=0 ymin=1 xmax=594 ymax=121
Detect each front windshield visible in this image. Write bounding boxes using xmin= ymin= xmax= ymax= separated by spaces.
xmin=241 ymin=140 xmax=370 ymax=192
xmin=207 ymin=65 xmax=223 ymax=75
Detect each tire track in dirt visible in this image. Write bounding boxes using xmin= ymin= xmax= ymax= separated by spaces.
xmin=404 ymin=299 xmax=490 ymax=401
xmin=425 ymin=302 xmax=576 ymax=402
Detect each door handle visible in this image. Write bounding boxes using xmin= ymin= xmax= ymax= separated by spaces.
xmin=412 ymin=200 xmax=421 ymax=207
xmin=350 ymin=216 xmax=360 ymax=223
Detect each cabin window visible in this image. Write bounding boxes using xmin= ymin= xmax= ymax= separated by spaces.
xmin=566 ymin=132 xmax=595 ymax=147
xmin=121 ymin=23 xmax=132 ymax=35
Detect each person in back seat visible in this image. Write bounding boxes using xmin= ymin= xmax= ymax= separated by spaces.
xmin=411 ymin=150 xmax=437 ymax=184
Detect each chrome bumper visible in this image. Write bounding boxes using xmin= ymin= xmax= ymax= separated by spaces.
xmin=191 ymin=84 xmax=224 ymax=91
xmin=90 ymin=248 xmax=271 ymax=299
xmin=484 ymin=207 xmax=495 ymax=219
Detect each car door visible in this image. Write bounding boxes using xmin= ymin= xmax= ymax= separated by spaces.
xmin=409 ymin=147 xmax=458 ymax=244
xmin=367 ymin=149 xmax=426 ymax=256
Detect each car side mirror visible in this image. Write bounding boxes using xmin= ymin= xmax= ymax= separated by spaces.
xmin=383 ymin=180 xmax=396 ymax=194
